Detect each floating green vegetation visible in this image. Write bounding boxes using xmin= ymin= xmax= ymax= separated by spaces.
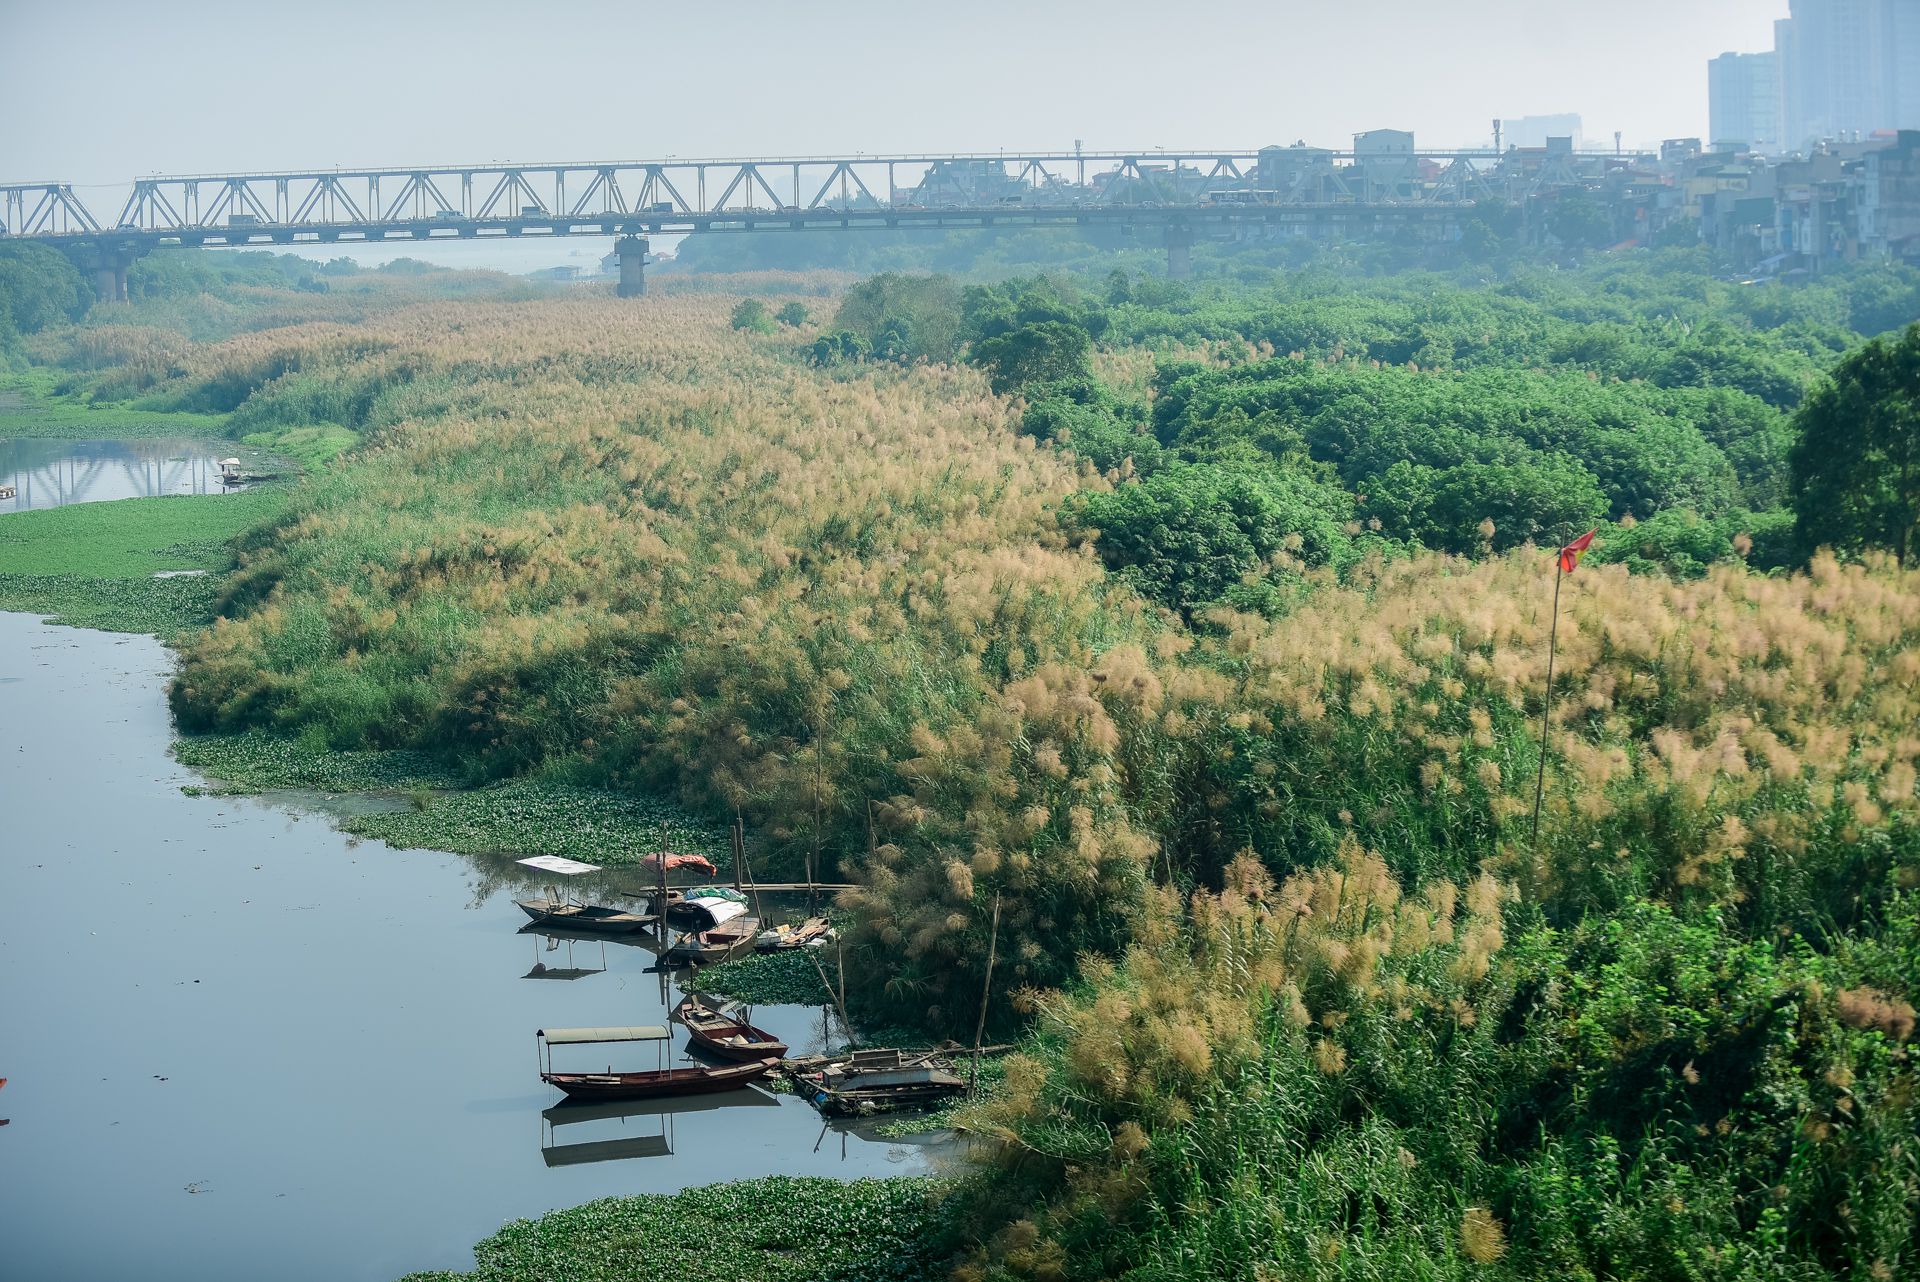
xmin=0 ymin=571 xmax=227 ymax=634
xmin=0 ymin=371 xmax=229 ymax=439
xmin=0 ymin=487 xmax=287 ymax=633
xmin=172 ymin=730 xmax=464 ymax=793
xmin=692 ymin=948 xmax=836 ymax=1007
xmin=0 ymin=488 xmax=283 ymax=578
xmin=342 ymin=779 xmax=728 ymax=865
xmin=397 ymin=1176 xmax=950 ymax=1282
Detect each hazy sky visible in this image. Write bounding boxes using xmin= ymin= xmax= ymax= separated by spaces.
xmin=4 ymin=0 xmax=1784 ymax=190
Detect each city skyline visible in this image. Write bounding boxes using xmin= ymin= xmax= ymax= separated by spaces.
xmin=3 ymin=0 xmax=1784 ymax=185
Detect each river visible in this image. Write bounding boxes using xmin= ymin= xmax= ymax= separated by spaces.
xmin=0 ymin=439 xmax=250 ymax=512
xmin=0 ymin=612 xmax=932 ymax=1282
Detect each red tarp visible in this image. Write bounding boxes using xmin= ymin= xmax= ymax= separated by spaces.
xmin=639 ymin=852 xmax=719 ymax=876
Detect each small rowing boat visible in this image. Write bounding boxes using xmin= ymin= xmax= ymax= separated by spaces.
xmin=536 ymin=1025 xmax=780 ymax=1101
xmin=673 ymin=992 xmax=789 ymax=1062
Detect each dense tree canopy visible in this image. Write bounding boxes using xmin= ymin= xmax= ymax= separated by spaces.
xmin=0 ymin=243 xmax=90 ymax=346
xmin=1790 ymin=324 xmax=1920 ymax=565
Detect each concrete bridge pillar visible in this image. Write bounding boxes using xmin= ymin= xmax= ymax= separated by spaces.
xmin=1163 ymin=223 xmax=1194 ymax=280
xmin=615 ymin=235 xmax=650 ymax=298
xmin=90 ymin=245 xmax=134 ymax=303
xmin=80 ymin=240 xmax=148 ymax=304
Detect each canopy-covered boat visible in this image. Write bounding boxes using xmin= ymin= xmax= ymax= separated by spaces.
xmin=536 ymin=1024 xmax=780 ymax=1100
xmin=513 ymin=855 xmax=657 ymax=934
xmin=661 ymin=885 xmax=748 ymax=926
xmin=665 ymin=899 xmax=759 ymax=964
xmin=672 ymin=992 xmax=789 ymax=1061
xmin=791 ymin=1048 xmax=968 ymax=1117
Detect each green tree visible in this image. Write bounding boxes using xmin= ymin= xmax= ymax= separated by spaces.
xmin=729 ymin=298 xmax=776 ymax=334
xmin=1071 ymin=457 xmax=1352 ymax=613
xmin=0 ymin=242 xmax=90 ymax=344
xmin=1548 ymin=190 xmax=1612 ymax=251
xmin=774 ymin=302 xmax=809 ymax=328
xmin=969 ymin=320 xmax=1092 ymax=395
xmin=1426 ymin=458 xmax=1609 ymax=553
xmin=1789 ymin=325 xmax=1920 ymax=564
xmin=807 ymin=330 xmax=869 ymax=365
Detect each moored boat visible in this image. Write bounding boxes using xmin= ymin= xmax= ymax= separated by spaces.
xmin=536 ymin=1024 xmax=780 ymax=1100
xmin=514 ymin=899 xmax=656 ymax=932
xmin=513 ymin=855 xmax=656 ymax=933
xmin=665 ymin=898 xmax=759 ymax=964
xmin=660 ymin=885 xmax=747 ymax=926
xmin=791 ymin=1047 xmax=968 ymax=1116
xmin=672 ymin=992 xmax=789 ymax=1061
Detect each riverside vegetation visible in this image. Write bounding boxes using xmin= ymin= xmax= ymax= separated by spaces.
xmin=4 ymin=242 xmax=1918 ymax=1279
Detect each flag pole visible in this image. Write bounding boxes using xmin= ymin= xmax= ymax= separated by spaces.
xmin=1529 ymin=559 xmax=1565 ymax=853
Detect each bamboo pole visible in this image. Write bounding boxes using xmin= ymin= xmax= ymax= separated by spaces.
xmin=655 ymin=822 xmax=669 ymax=936
xmin=971 ymin=892 xmax=1002 ymax=1093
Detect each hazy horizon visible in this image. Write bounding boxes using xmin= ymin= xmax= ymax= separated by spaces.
xmin=4 ymin=0 xmax=1784 ymax=187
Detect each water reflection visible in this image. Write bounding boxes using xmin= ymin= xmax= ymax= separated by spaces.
xmin=0 ymin=438 xmax=250 ymax=511
xmin=540 ymin=1089 xmax=782 ymax=1167
xmin=0 ymin=613 xmax=938 ymax=1282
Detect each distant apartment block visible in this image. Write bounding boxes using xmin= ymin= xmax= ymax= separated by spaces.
xmin=1500 ymin=114 xmax=1583 ymax=150
xmin=1709 ymin=51 xmax=1779 ymax=152
xmin=1775 ymin=0 xmax=1920 ymax=147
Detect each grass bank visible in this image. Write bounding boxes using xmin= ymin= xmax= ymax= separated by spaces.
xmin=0 ymin=369 xmax=228 ymax=438
xmin=397 ymin=1176 xmax=950 ymax=1282
xmin=0 ymin=487 xmax=287 ymax=633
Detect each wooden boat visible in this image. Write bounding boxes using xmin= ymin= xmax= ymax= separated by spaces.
xmin=660 ymin=886 xmax=748 ymax=926
xmin=536 ymin=1024 xmax=779 ymax=1101
xmin=543 ymin=1057 xmax=780 ymax=1101
xmin=673 ymin=992 xmax=789 ymax=1061
xmin=665 ymin=898 xmax=759 ymax=964
xmin=756 ymin=916 xmax=834 ymax=951
xmin=515 ymin=899 xmax=655 ymax=932
xmin=514 ymin=855 xmax=656 ymax=934
xmin=791 ymin=1047 xmax=968 ymax=1117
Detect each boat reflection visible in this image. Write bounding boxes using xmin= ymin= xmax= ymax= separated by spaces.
xmin=539 ymin=1086 xmax=781 ymax=1167
xmin=518 ymin=923 xmax=665 ymax=982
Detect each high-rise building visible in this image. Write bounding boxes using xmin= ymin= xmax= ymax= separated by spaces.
xmin=1775 ymin=0 xmax=1920 ymax=148
xmin=1501 ymin=113 xmax=1584 ymax=150
xmin=1709 ymin=51 xmax=1780 ymax=151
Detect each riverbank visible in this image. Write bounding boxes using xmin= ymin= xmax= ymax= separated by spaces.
xmin=0 ymin=610 xmax=939 ymax=1282
xmin=0 ymin=368 xmax=229 ymax=438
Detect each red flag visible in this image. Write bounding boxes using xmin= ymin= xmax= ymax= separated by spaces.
xmin=1558 ymin=528 xmax=1597 ymax=574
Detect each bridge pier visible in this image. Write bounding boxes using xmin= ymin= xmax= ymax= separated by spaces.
xmin=614 ymin=235 xmax=650 ymax=298
xmin=89 ymin=243 xmax=138 ymax=303
xmin=1163 ymin=223 xmax=1194 ymax=280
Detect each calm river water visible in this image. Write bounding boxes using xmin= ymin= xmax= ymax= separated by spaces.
xmin=0 ymin=439 xmax=246 ymax=512
xmin=0 ymin=612 xmax=933 ymax=1282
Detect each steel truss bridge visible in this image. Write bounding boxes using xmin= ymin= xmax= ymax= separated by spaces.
xmin=2 ymin=146 xmax=1650 ymax=297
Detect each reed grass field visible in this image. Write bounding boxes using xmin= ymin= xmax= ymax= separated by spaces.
xmin=9 ymin=255 xmax=1918 ymax=1280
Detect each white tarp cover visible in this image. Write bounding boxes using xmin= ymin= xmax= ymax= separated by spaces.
xmin=517 ymin=855 xmax=604 ymax=876
xmin=687 ymin=897 xmax=749 ymax=928
xmin=539 ymin=1025 xmax=670 ymax=1044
